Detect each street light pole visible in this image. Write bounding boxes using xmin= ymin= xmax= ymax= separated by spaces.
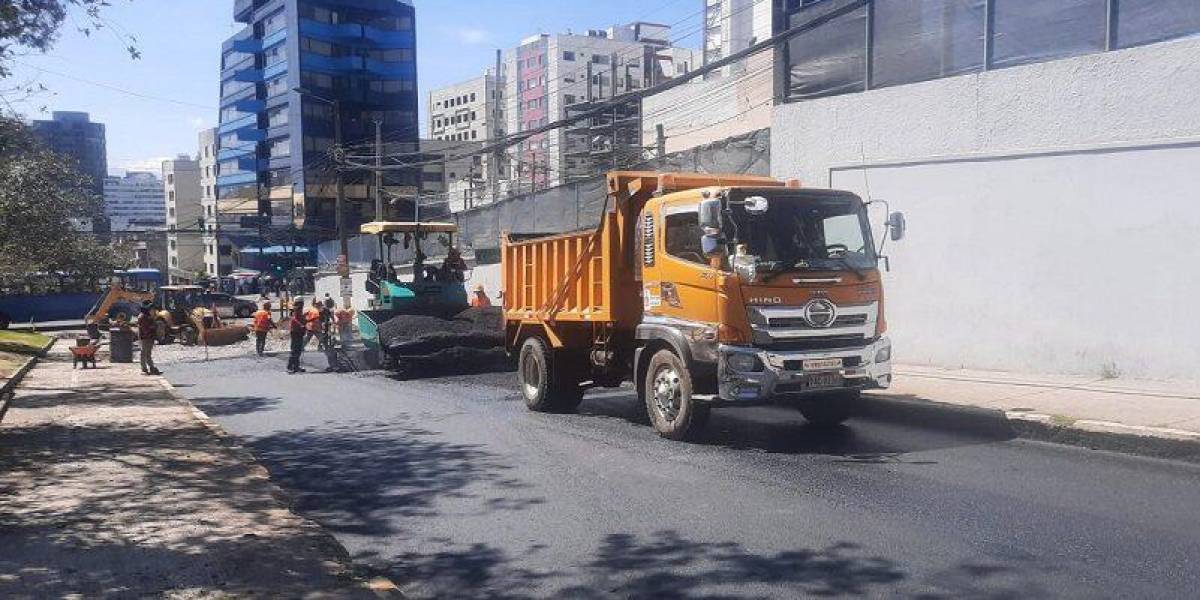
xmin=295 ymin=87 xmax=351 ymax=309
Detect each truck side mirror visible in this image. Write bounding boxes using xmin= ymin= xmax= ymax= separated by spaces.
xmin=888 ymin=211 xmax=906 ymax=242
xmin=701 ymin=234 xmax=723 ymax=257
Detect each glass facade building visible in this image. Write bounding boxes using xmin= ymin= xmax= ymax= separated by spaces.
xmin=217 ymin=0 xmax=418 ymax=236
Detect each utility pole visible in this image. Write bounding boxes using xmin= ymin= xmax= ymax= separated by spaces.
xmin=490 ymin=48 xmax=503 ymax=205
xmin=656 ymin=123 xmax=666 ymax=158
xmin=332 ymin=98 xmax=348 ymax=266
xmin=374 ymin=119 xmax=383 ymax=221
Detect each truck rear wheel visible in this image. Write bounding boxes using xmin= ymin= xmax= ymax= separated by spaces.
xmin=644 ymin=349 xmax=709 ymax=441
xmin=518 ymin=337 xmax=583 ymax=413
xmin=797 ymin=391 xmax=859 ymax=427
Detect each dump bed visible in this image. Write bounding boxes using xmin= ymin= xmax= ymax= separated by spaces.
xmin=503 ymin=227 xmax=615 ymax=325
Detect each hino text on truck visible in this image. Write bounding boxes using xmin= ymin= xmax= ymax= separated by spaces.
xmin=503 ymin=171 xmax=906 ymax=440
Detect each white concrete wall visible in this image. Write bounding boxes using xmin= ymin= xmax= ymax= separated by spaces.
xmin=772 ymin=38 xmax=1200 ymax=380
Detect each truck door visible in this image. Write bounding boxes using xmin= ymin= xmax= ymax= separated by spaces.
xmin=642 ymin=202 xmax=720 ymax=328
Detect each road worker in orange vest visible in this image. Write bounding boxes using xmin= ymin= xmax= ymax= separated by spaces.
xmin=251 ymin=301 xmax=277 ymax=356
xmin=303 ymin=301 xmax=322 ymax=349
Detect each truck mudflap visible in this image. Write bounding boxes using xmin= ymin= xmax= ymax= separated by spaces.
xmin=715 ymin=338 xmax=892 ymax=403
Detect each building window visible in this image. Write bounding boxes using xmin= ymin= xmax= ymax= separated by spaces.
xmin=268 ymin=105 xmax=289 ymax=128
xmin=470 ymin=92 xmax=476 ymax=102
xmin=301 ymin=72 xmax=333 ymax=89
xmin=269 ymin=137 xmax=291 ymax=158
xmin=563 ymin=50 xmax=575 ymax=61
xmin=167 ymin=174 xmax=174 ymax=184
xmin=992 ymin=0 xmax=1107 ymax=69
xmin=1117 ymin=0 xmax=1200 ymax=49
xmin=369 ymin=48 xmax=413 ymax=63
xmin=872 ymin=0 xmax=985 ymax=89
xmin=300 ymin=37 xmax=335 ymax=57
xmin=781 ymin=0 xmax=1200 ymax=101
xmin=266 ymin=74 xmax=288 ymax=97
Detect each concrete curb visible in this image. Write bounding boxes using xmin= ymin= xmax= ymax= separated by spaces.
xmin=0 ymin=338 xmax=56 ymax=423
xmin=155 ymin=377 xmax=405 ymax=598
xmin=859 ymin=394 xmax=1200 ymax=464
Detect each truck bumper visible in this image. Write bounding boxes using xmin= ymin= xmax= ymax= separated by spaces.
xmin=715 ymin=337 xmax=892 ymax=404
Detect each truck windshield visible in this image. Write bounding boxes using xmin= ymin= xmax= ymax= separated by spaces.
xmin=729 ymin=191 xmax=876 ymax=273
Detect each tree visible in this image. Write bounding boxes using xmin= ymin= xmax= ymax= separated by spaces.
xmin=0 ymin=115 xmax=128 ymax=292
xmin=0 ymin=0 xmax=138 ymax=79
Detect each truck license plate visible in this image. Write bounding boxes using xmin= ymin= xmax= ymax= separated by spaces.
xmin=803 ymin=372 xmax=844 ymax=390
xmin=803 ymin=358 xmax=843 ymax=371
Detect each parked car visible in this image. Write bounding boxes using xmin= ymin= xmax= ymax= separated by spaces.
xmin=200 ymin=293 xmax=257 ymax=318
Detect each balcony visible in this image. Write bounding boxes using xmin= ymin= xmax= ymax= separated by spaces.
xmin=231 ymin=36 xmax=260 ymax=54
xmin=363 ymin=26 xmax=415 ymax=47
xmin=218 ymin=113 xmax=257 ymax=134
xmin=364 ymin=59 xmax=416 ymax=78
xmin=263 ymin=60 xmax=287 ymax=80
xmin=262 ymin=27 xmax=286 ymax=50
xmin=218 ymin=145 xmax=256 ymax=161
xmin=217 ymin=172 xmax=257 ymax=187
xmin=299 ymin=19 xmax=363 ymax=40
xmin=232 ymin=66 xmax=263 ymax=83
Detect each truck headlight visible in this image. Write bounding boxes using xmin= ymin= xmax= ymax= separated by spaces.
xmin=726 ymin=352 xmax=762 ymax=372
xmin=875 ymin=345 xmax=891 ymax=363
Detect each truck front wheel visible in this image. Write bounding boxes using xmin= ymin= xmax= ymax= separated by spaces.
xmin=518 ymin=337 xmax=583 ymax=413
xmin=644 ymin=349 xmax=709 ymax=441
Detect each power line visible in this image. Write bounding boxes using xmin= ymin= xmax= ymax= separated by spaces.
xmin=11 ymin=60 xmax=217 ymax=110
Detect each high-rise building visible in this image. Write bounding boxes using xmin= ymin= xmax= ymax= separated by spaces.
xmin=428 ymin=67 xmax=508 ymax=210
xmin=216 ymin=0 xmax=419 ymax=243
xmin=702 ymin=0 xmax=773 ymax=77
xmin=640 ymin=1 xmax=773 ymax=154
xmin=503 ymin=23 xmax=698 ymax=192
xmin=30 ymin=111 xmax=108 ymax=233
xmin=104 ymin=172 xmax=165 ymax=232
xmin=163 ymin=155 xmax=204 ymax=283
xmin=198 ymin=128 xmax=234 ymax=277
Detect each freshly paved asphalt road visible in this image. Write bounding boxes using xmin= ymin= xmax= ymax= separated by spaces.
xmin=165 ymin=351 xmax=1200 ymax=599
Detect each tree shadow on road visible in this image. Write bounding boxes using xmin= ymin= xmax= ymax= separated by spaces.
xmin=366 ymin=531 xmax=1061 ymax=600
xmin=242 ymin=419 xmax=544 ymax=537
xmin=189 ymin=395 xmax=282 ymax=416
xmin=362 ymin=534 xmax=907 ymax=599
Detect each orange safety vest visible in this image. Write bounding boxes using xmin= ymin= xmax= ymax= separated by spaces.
xmin=304 ymin=307 xmax=321 ymax=332
xmin=251 ymin=310 xmax=274 ymax=333
xmin=470 ymin=294 xmax=492 ymax=308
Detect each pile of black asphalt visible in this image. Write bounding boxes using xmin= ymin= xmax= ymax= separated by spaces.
xmin=377 ymin=307 xmax=511 ymax=378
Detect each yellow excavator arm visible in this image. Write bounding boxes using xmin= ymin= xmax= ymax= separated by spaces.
xmin=84 ymin=284 xmax=154 ymax=325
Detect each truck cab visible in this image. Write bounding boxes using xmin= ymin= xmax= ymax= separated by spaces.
xmin=636 ymin=185 xmax=901 ymax=416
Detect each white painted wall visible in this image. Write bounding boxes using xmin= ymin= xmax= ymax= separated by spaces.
xmin=772 ymin=38 xmax=1200 ymax=380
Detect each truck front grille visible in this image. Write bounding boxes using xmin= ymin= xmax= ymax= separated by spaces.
xmin=749 ymin=302 xmax=878 ymax=348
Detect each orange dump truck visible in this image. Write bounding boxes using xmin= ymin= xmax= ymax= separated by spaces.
xmin=502 ymin=171 xmax=906 ymax=440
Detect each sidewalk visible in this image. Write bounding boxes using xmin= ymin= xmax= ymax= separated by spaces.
xmin=868 ymin=363 xmax=1200 ymax=458
xmin=0 ymin=345 xmax=386 ymax=598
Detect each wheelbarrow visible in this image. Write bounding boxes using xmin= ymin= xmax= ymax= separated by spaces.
xmin=70 ymin=343 xmax=100 ymax=369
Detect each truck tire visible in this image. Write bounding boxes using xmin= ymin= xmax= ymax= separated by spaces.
xmin=518 ymin=337 xmax=583 ymax=412
xmin=644 ymin=349 xmax=708 ymax=441
xmin=798 ymin=391 xmax=859 ymax=427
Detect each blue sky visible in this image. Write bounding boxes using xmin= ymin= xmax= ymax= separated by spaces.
xmin=4 ymin=0 xmax=701 ymax=175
